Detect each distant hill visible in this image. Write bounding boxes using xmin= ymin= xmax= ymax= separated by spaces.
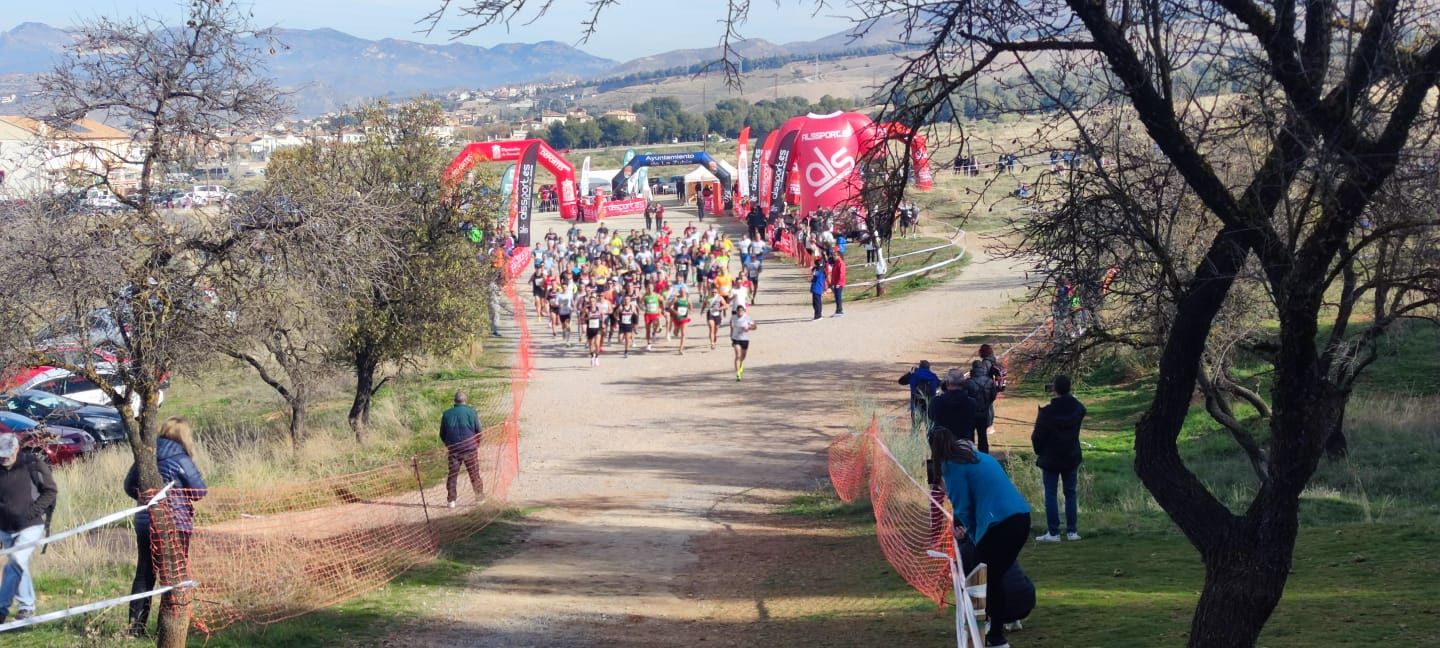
xmin=0 ymin=23 xmax=617 ymax=116
xmin=0 ymin=17 xmax=909 ymax=117
xmin=603 ymin=15 xmax=909 ymax=78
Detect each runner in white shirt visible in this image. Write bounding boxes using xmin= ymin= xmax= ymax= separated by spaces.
xmin=730 ymin=304 xmax=757 ymax=381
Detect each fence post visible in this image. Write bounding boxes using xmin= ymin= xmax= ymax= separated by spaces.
xmin=412 ymin=456 xmax=435 ymax=539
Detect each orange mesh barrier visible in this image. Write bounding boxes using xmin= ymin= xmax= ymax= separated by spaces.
xmin=827 ymin=417 xmax=954 ymax=607
xmin=146 ymin=264 xmax=534 ymax=634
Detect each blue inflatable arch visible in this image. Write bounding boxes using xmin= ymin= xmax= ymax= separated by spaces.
xmin=611 ymin=151 xmax=734 ymax=202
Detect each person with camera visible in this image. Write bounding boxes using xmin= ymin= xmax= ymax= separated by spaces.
xmin=964 ymin=359 xmax=1000 ymax=453
xmin=899 ymin=360 xmax=941 ymax=425
xmin=1032 ymin=375 xmax=1087 ymax=542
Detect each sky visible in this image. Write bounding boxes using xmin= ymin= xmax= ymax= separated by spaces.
xmin=6 ymin=0 xmax=865 ymax=61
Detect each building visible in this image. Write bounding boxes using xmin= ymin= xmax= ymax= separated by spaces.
xmin=0 ymin=116 xmax=136 ymax=197
xmin=602 ymin=109 xmax=638 ymax=123
xmin=247 ymin=133 xmax=307 ymax=159
xmin=540 ymin=110 xmax=568 ymax=127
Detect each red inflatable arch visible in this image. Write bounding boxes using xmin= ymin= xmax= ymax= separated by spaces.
xmin=445 ymin=139 xmax=579 ymax=230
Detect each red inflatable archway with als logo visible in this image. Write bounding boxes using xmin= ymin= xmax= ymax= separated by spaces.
xmin=754 ymin=112 xmax=933 ymax=216
xmin=445 ymin=139 xmax=579 ymax=246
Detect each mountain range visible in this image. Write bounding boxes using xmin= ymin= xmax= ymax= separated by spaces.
xmin=0 ymin=18 xmax=904 ymax=117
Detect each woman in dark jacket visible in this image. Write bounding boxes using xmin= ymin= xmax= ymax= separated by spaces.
xmin=123 ymin=417 xmax=207 ymax=636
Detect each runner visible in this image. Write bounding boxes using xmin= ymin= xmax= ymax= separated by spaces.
xmin=730 ymin=303 xmax=757 ymax=381
xmin=530 ymin=267 xmax=549 ymax=322
xmin=581 ymin=287 xmax=605 ymax=366
xmin=669 ymin=285 xmax=693 ymax=355
xmin=555 ymin=282 xmax=575 ymax=345
xmin=705 ymin=291 xmax=728 ymax=350
xmin=617 ymin=295 xmax=640 ymax=358
xmin=642 ymin=283 xmax=664 ymax=351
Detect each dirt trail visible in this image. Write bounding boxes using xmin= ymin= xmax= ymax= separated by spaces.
xmin=401 ymin=205 xmax=1029 ymax=647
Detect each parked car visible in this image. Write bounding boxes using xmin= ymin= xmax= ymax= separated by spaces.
xmin=2 ymin=390 xmax=126 ymax=446
xmin=0 ymin=345 xmax=121 ymax=392
xmin=0 ymin=411 xmax=95 ymax=466
xmin=82 ymin=188 xmax=121 ymax=211
xmin=34 ymin=307 xmax=131 ymax=351
xmin=25 ymin=369 xmax=164 ymax=416
xmin=192 ymin=185 xmax=233 ymax=204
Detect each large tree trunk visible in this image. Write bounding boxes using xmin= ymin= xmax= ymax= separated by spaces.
xmin=1187 ymin=508 xmax=1297 ymax=647
xmin=348 ymin=348 xmax=379 ymax=443
xmin=126 ymin=386 xmax=192 ymax=648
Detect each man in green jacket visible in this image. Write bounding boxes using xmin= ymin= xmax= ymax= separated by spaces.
xmin=440 ymin=391 xmax=484 ymax=507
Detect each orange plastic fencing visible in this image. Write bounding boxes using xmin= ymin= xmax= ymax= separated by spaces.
xmin=827 ymin=417 xmax=954 ymax=607
xmin=147 ymin=261 xmax=534 ymax=634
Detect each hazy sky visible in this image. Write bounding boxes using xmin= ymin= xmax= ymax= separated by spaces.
xmin=6 ymin=1 xmax=864 ymax=61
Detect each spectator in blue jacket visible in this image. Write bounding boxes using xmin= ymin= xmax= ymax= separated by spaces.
xmin=809 ymin=260 xmax=827 ymax=320
xmin=440 ymin=391 xmax=485 ymax=507
xmin=900 ymin=360 xmax=941 ymax=424
xmin=935 ymin=426 xmax=1031 ymax=648
xmin=123 ymin=417 xmax=207 ymax=637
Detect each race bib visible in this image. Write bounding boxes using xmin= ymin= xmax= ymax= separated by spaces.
xmin=588 ymin=318 xmax=601 ymax=328
xmin=621 ymin=314 xmax=633 ymax=325
xmin=677 ymin=306 xmax=689 ymax=317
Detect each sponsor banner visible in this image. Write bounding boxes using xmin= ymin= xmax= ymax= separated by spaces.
xmin=911 ymin=135 xmax=934 ymax=189
xmin=580 ymin=156 xmax=591 ymax=196
xmin=514 ymin=144 xmax=538 ymax=247
xmin=758 ymin=130 xmax=779 ymax=212
xmin=500 ymin=163 xmax=517 ymax=223
xmin=597 ymin=196 xmax=648 ymax=219
xmin=735 ymin=126 xmax=750 ymax=203
xmin=769 ymin=130 xmax=799 ymax=210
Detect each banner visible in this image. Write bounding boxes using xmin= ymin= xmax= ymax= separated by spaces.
xmin=635 ymin=166 xmax=650 ymax=199
xmin=515 ymin=145 xmax=538 ymax=247
xmin=580 ymin=156 xmax=591 ymax=198
xmin=735 ymin=126 xmax=750 ymax=204
xmin=769 ymin=130 xmax=800 ymax=212
xmin=758 ymin=130 xmax=780 ymax=212
xmin=749 ymin=141 xmax=762 ymax=202
xmin=596 ymin=196 xmax=649 ymax=219
xmin=499 ymin=163 xmax=517 ymax=223
xmin=622 ymin=149 xmax=638 ymax=195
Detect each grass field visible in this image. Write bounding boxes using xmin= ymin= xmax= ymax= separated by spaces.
xmin=789 ymin=318 xmax=1440 ymax=646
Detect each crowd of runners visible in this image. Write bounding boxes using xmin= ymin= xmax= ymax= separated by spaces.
xmin=526 ymin=219 xmax=761 ymax=380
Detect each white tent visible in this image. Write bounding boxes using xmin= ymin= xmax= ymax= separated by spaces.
xmin=681 ymin=159 xmax=738 ymax=185
xmin=581 ymin=168 xmax=620 ymax=196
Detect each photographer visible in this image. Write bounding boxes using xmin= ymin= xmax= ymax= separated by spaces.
xmin=898 ymin=360 xmax=940 ymax=425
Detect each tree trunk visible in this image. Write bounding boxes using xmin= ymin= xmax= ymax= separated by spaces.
xmin=1187 ymin=511 xmax=1296 ymax=647
xmin=348 ymin=348 xmax=379 ymax=443
xmin=288 ymin=395 xmax=307 ymax=451
xmin=129 ymin=387 xmax=192 ymax=647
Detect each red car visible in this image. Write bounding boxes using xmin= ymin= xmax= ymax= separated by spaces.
xmin=0 ymin=411 xmax=96 ymax=466
xmin=0 ymin=345 xmax=120 ymax=392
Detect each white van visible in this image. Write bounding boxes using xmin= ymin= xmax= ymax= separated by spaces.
xmin=83 ymin=188 xmax=120 ymax=210
xmin=191 ymin=185 xmax=233 ymax=205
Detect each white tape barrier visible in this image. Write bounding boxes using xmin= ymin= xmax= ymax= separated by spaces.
xmin=851 ymin=246 xmax=968 ymax=288
xmin=0 ymin=482 xmax=174 ymax=558
xmin=0 ymin=580 xmax=197 ymax=633
xmin=857 ymin=242 xmax=954 ymax=267
xmin=998 ymin=318 xmax=1052 ymax=361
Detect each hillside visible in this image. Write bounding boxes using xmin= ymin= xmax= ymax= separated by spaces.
xmin=0 ymin=23 xmax=617 ymax=116
xmin=573 ymin=53 xmax=906 ymax=113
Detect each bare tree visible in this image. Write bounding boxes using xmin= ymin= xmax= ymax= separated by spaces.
xmin=0 ymin=3 xmax=288 ymax=644
xmin=265 ymin=101 xmax=502 ymax=442
xmin=426 ymin=1 xmax=1440 ymax=645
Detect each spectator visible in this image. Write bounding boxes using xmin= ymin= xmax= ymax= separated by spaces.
xmin=809 ymin=260 xmax=827 ymax=321
xmin=978 ymin=343 xmax=1007 ymax=393
xmin=928 ymin=369 xmax=977 ymax=442
xmin=964 ymin=360 xmax=999 ymax=453
xmin=828 ymin=253 xmax=847 ymax=317
xmin=874 ymin=247 xmax=888 ymax=297
xmin=441 ymin=391 xmax=485 ymax=507
xmin=0 ymin=432 xmax=56 ymax=624
xmin=746 ymin=203 xmax=767 ymax=241
xmin=123 ymin=417 xmax=205 ymax=636
xmin=899 ymin=360 xmax=941 ymax=424
xmin=1031 ymin=375 xmax=1086 ymax=542
xmin=933 ymin=425 xmax=1031 ymax=648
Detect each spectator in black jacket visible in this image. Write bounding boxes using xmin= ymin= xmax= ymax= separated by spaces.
xmin=0 ymin=432 xmax=57 ymax=624
xmin=964 ymin=360 xmax=999 ymax=453
xmin=1031 ymin=375 xmax=1086 ymax=542
xmin=928 ymin=369 xmax=977 ymax=444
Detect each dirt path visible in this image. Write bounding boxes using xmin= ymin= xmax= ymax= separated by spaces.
xmin=402 ymin=205 xmax=1029 ymax=647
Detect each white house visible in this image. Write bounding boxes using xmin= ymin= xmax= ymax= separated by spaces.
xmin=248 ymin=133 xmax=307 ymax=159
xmin=0 ymin=116 xmax=136 ymax=197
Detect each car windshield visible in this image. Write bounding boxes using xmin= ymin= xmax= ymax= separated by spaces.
xmin=22 ymin=391 xmax=83 ymax=411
